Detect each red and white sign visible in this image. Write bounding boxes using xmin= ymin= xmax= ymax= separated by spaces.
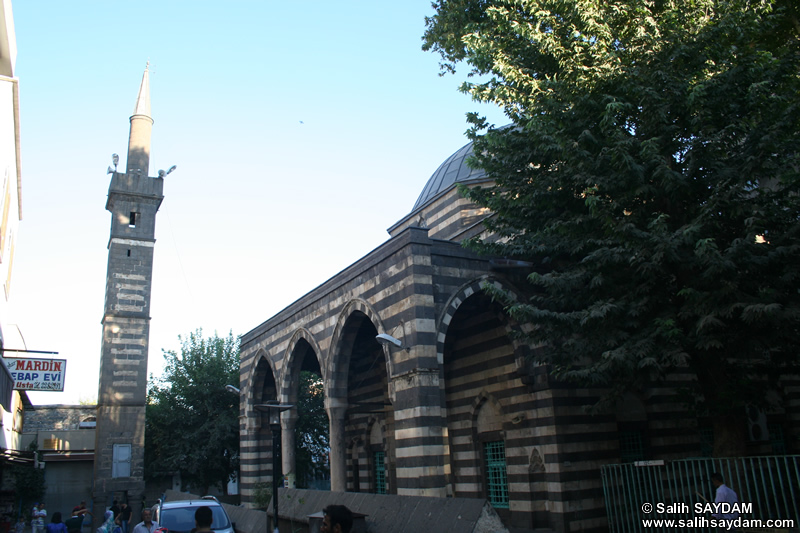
xmin=3 ymin=357 xmax=67 ymax=391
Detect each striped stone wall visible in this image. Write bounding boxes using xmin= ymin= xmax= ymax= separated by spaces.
xmin=239 ymin=227 xmax=496 ymax=502
xmin=389 ymin=182 xmax=493 ymax=242
xmin=238 ymin=223 xmax=800 ymax=533
xmin=94 ymin=171 xmax=163 ymax=519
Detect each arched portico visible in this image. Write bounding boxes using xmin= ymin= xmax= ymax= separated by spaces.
xmin=325 ymin=299 xmax=391 ymax=492
xmin=280 ymin=328 xmax=327 ymax=489
xmin=439 ymin=280 xmax=540 ymax=527
xmin=245 ymin=352 xmax=279 ymax=494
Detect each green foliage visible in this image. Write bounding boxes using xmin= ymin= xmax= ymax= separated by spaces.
xmin=295 ymin=371 xmax=329 ymax=488
xmin=145 ymin=330 xmax=240 ymax=493
xmin=425 ymin=0 xmax=800 ymax=455
xmin=252 ymin=482 xmax=272 ymax=510
xmin=10 ymin=464 xmax=45 ymax=512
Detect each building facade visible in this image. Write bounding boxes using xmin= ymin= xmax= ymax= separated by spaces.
xmin=22 ymin=405 xmax=96 ymax=516
xmin=238 ymin=140 xmax=800 ymax=531
xmin=0 ymin=0 xmax=34 ymax=523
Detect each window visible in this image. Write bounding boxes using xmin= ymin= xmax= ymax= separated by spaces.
xmin=619 ymin=430 xmax=645 ymax=462
xmin=699 ymin=427 xmax=714 ymax=457
xmin=373 ymin=451 xmax=386 ymax=494
xmin=769 ymin=423 xmax=786 ymax=454
xmin=112 ymin=444 xmax=132 ymax=478
xmin=129 ymin=212 xmax=138 ymax=228
xmin=484 ymin=441 xmax=509 ymax=509
xmin=159 ymin=505 xmax=230 ymax=531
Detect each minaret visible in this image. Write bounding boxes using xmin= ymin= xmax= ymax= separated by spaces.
xmin=93 ymin=64 xmax=164 ymax=519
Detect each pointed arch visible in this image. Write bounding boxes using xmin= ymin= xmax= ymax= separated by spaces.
xmin=279 ymin=327 xmax=324 ymax=401
xmin=437 ymin=275 xmax=531 ymax=374
xmin=326 ymin=298 xmax=388 ymax=403
xmin=247 ymin=350 xmax=277 ymax=402
xmin=247 ymin=349 xmax=278 ymax=429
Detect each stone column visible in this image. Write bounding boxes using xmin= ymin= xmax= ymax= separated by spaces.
xmin=391 ymin=367 xmax=448 ymax=497
xmin=282 ymin=412 xmax=297 ymax=488
xmin=327 ymin=403 xmax=348 ymax=492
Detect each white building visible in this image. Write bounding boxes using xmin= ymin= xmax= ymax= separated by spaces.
xmin=0 ymin=0 xmax=33 ymax=522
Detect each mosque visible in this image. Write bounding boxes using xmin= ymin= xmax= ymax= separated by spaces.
xmin=60 ymin=60 xmax=796 ymax=531
xmin=236 ymin=132 xmax=799 ymax=531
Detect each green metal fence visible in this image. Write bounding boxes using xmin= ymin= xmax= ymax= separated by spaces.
xmin=601 ymin=455 xmax=800 ymax=532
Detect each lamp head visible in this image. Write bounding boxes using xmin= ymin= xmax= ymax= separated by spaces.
xmin=254 ymin=401 xmax=294 ymax=427
xmin=376 ymin=333 xmax=402 ymax=348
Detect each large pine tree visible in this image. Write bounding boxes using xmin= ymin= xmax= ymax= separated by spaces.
xmin=424 ymin=0 xmax=800 ymax=456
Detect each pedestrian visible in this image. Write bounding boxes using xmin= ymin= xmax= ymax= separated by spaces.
xmin=109 ymin=503 xmax=120 ymax=523
xmin=321 ymin=505 xmax=353 ymax=533
xmin=72 ymin=502 xmax=92 ymax=520
xmin=192 ymin=507 xmax=212 ymax=533
xmin=65 ymin=511 xmax=83 ymax=533
xmin=131 ymin=510 xmax=159 ymax=533
xmin=96 ymin=511 xmax=115 ymax=533
xmin=711 ymin=472 xmax=740 ymax=522
xmin=45 ymin=513 xmax=67 ymax=533
xmin=15 ymin=515 xmax=25 ymax=533
xmin=32 ymin=504 xmax=47 ymax=533
xmin=116 ymin=504 xmax=131 ymax=533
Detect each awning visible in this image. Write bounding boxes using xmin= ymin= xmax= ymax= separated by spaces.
xmin=41 ymin=452 xmax=95 ymax=462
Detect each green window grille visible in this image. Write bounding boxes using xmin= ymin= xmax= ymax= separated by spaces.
xmin=484 ymin=441 xmax=509 ymax=509
xmin=699 ymin=427 xmax=714 ymax=457
xmin=374 ymin=451 xmax=386 ymax=494
xmin=619 ymin=430 xmax=645 ymax=462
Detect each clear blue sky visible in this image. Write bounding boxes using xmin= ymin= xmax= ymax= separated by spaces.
xmin=9 ymin=1 xmax=506 ymax=404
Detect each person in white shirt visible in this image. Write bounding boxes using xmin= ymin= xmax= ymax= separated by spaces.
xmin=32 ymin=503 xmax=47 ymax=533
xmin=131 ymin=510 xmax=159 ymax=533
xmin=711 ymin=472 xmax=740 ymax=523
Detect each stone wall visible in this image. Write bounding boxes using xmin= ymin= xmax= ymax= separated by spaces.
xmin=24 ymin=404 xmax=96 ymax=431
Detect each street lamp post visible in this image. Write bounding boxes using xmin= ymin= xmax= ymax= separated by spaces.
xmin=254 ymin=402 xmax=293 ymax=533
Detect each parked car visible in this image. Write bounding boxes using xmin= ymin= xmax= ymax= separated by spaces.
xmin=151 ymin=497 xmax=234 ymax=533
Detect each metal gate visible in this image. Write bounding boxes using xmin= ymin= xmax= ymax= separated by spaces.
xmin=601 ymin=456 xmax=800 ymax=532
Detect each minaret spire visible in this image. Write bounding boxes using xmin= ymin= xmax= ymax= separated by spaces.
xmin=126 ymin=63 xmax=153 ymax=177
xmin=93 ymin=64 xmax=165 ymax=523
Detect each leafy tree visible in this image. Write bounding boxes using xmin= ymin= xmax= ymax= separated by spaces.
xmin=145 ymin=330 xmax=240 ymax=494
xmin=424 ymin=0 xmax=800 ymax=456
xmin=295 ymin=370 xmax=329 ymax=488
xmin=10 ymin=462 xmax=45 ymax=515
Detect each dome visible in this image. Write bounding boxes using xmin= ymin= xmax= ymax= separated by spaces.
xmin=412 ymin=141 xmax=488 ymax=212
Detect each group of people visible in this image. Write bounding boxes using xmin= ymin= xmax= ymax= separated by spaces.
xmin=11 ymin=480 xmax=733 ymax=533
xmin=18 ymin=501 xmax=93 ymax=533
xmin=92 ymin=503 xmax=357 ymax=533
